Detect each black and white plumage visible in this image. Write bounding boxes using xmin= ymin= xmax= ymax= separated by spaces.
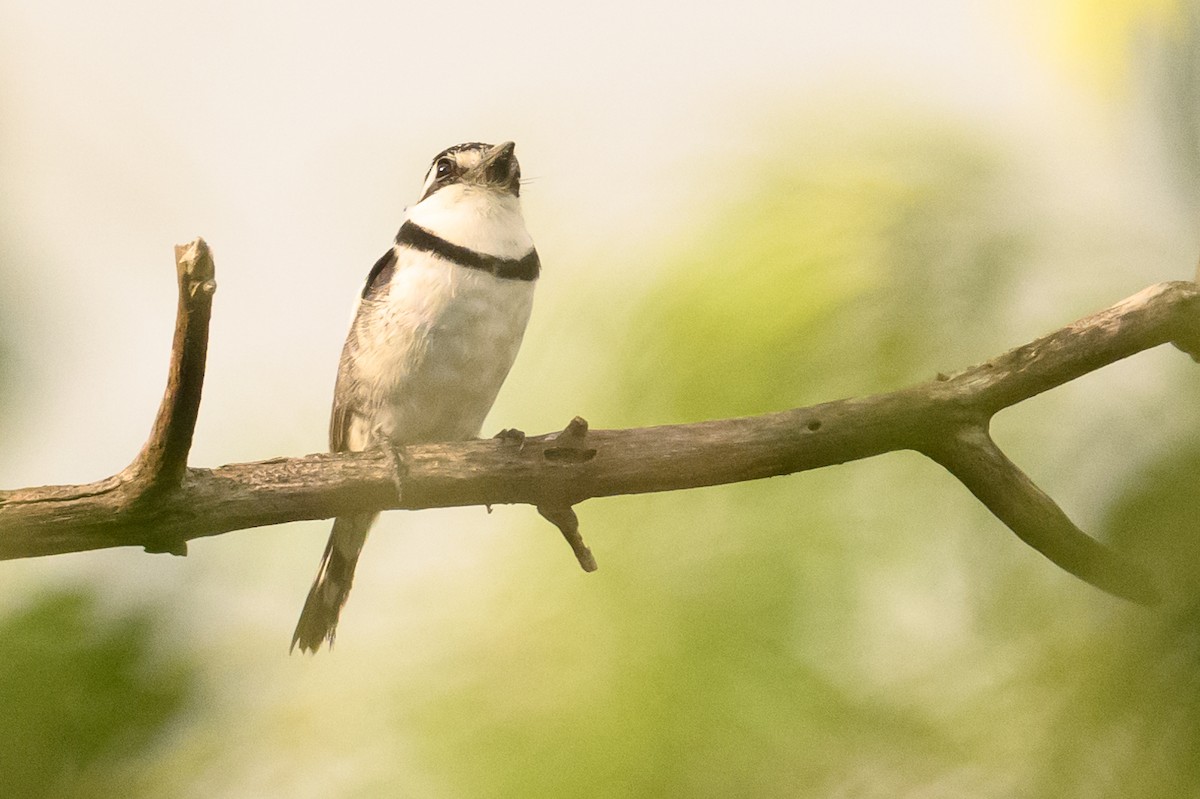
xmin=292 ymin=141 xmax=538 ymax=653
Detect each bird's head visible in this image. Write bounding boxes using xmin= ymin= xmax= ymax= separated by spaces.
xmin=417 ymin=141 xmax=521 ymax=202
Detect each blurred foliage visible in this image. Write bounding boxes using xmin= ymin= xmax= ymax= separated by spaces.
xmin=1149 ymin=1 xmax=1200 ymax=207
xmin=1050 ymin=0 xmax=1200 ymax=210
xmin=616 ymin=117 xmax=1028 ymax=424
xmin=390 ymin=105 xmax=1200 ymax=796
xmin=1051 ymin=0 xmax=1183 ymax=91
xmin=4 ymin=4 xmax=1200 ymax=795
xmin=1004 ymin=8 xmax=1200 ymax=791
xmin=0 ymin=590 xmax=195 ymax=798
xmin=395 ymin=118 xmax=1053 ymax=798
xmin=1025 ymin=429 xmax=1200 ymax=798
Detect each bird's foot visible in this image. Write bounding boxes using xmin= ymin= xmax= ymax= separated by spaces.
xmin=493 ymin=427 xmax=526 ymax=449
xmin=487 ymin=429 xmax=526 ymax=513
xmin=371 ymin=428 xmax=408 ymax=502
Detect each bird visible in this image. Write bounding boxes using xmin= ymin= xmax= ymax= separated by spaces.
xmin=291 ymin=141 xmax=539 ymax=653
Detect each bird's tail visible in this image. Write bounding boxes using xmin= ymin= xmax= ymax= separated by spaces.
xmin=291 ymin=512 xmax=377 ymax=653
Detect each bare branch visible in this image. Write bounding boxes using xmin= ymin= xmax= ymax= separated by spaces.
xmin=940 ymin=282 xmax=1200 ymax=413
xmin=1 ymin=240 xmax=1197 ymax=607
xmin=532 ymin=416 xmax=599 ymax=572
xmin=926 ymin=425 xmax=1159 ymax=605
xmin=537 ymin=504 xmax=597 ymax=572
xmin=120 ymin=239 xmax=216 ymax=557
xmin=131 ymin=239 xmax=216 ymax=492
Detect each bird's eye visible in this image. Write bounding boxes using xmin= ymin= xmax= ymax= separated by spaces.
xmin=435 ymin=158 xmax=454 ymax=179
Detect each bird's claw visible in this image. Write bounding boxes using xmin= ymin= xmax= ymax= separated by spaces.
xmin=493 ymin=427 xmax=526 ymax=449
xmin=370 ymin=428 xmax=408 ymax=501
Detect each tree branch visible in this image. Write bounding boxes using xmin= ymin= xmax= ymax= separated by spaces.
xmin=925 ymin=425 xmax=1158 ymax=604
xmin=134 ymin=240 xmax=216 ymax=488
xmin=127 ymin=240 xmax=216 ymax=548
xmin=2 ymin=241 xmax=1197 ymax=606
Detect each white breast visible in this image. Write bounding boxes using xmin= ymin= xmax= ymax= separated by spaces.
xmin=341 ymin=247 xmax=536 ymax=449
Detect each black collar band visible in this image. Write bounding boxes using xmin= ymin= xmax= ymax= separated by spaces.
xmin=395 ymin=221 xmax=540 ymax=282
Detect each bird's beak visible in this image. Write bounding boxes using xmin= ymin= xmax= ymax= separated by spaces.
xmin=468 ymin=141 xmax=519 ymax=194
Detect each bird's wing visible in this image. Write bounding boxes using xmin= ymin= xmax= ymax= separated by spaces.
xmin=328 ymin=246 xmax=400 ymax=452
xmin=361 ymin=246 xmax=398 ymax=300
xmin=328 ymin=391 xmax=353 ymax=453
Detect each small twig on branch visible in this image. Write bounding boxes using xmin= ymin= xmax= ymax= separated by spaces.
xmin=536 ymin=417 xmax=598 ymax=571
xmin=1 ymin=241 xmax=1197 ymax=608
xmin=538 ymin=504 xmax=596 ymax=572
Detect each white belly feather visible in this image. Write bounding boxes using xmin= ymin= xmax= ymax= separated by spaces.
xmin=341 ymin=248 xmax=535 ymax=449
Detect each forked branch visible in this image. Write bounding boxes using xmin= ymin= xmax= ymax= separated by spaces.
xmin=2 ymin=239 xmax=1198 ymax=606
